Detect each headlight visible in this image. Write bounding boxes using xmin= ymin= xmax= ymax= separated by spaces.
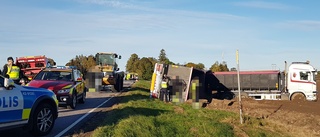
xmin=104 ymin=72 xmax=114 ymax=78
xmin=58 ymin=89 xmax=71 ymax=93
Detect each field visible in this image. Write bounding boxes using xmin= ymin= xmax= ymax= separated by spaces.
xmin=71 ymin=80 xmax=320 ymax=137
xmin=206 ymin=97 xmax=320 ymax=137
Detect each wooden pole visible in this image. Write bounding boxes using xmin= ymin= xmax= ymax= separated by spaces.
xmin=236 ymin=50 xmax=243 ymax=124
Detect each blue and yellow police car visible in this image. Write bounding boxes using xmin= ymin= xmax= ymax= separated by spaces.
xmin=0 ymin=75 xmax=58 ymax=136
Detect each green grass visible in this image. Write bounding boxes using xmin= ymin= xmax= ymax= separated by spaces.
xmin=91 ymin=80 xmax=291 ymax=137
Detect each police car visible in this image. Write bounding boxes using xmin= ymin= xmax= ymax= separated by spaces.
xmin=0 ymin=75 xmax=58 ymax=136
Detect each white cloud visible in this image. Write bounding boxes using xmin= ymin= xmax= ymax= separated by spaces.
xmin=233 ymin=1 xmax=295 ymax=10
xmin=76 ymin=0 xmax=143 ymax=9
xmin=278 ymin=20 xmax=320 ymax=31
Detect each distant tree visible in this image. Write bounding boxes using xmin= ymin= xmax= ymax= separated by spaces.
xmin=84 ymin=55 xmax=96 ymax=70
xmin=126 ymin=53 xmax=140 ymax=72
xmin=148 ymin=57 xmax=158 ymax=68
xmin=219 ymin=61 xmax=229 ymax=71
xmin=168 ymin=60 xmax=175 ymax=65
xmin=135 ymin=57 xmax=154 ymax=80
xmin=65 ymin=54 xmax=96 ymax=77
xmin=175 ymin=63 xmax=184 ymax=66
xmin=210 ymin=61 xmax=220 ymax=72
xmin=158 ymin=49 xmax=168 ymax=63
xmin=210 ymin=61 xmax=229 ymax=72
xmin=185 ymin=62 xmax=196 ymax=68
xmin=230 ymin=67 xmax=237 ymax=71
xmin=195 ymin=63 xmax=205 ymax=70
xmin=184 ymin=62 xmax=205 ymax=70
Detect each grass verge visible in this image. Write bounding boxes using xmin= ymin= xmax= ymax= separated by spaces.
xmin=91 ymin=80 xmax=291 ymax=137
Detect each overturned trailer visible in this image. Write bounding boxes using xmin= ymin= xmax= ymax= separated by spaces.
xmin=150 ymin=63 xmax=204 ymax=103
xmin=150 ymin=63 xmax=234 ymax=104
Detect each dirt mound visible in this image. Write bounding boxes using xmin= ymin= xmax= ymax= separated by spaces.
xmin=204 ymin=98 xmax=320 ymax=137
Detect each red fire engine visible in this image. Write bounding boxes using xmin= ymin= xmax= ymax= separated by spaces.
xmin=16 ymin=55 xmax=54 ymax=80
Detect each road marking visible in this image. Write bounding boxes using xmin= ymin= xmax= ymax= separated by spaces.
xmin=55 ymin=97 xmax=114 ymax=137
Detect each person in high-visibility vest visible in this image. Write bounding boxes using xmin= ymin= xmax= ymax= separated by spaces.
xmin=159 ymin=74 xmax=170 ymax=102
xmin=2 ymin=57 xmax=27 ymax=84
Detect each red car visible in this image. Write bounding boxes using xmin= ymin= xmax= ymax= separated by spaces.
xmin=27 ymin=66 xmax=87 ymax=109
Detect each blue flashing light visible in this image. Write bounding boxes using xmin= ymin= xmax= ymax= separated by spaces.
xmin=55 ymin=66 xmax=77 ymax=69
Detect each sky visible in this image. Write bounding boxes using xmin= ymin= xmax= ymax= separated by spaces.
xmin=1 ymin=0 xmax=320 ymax=72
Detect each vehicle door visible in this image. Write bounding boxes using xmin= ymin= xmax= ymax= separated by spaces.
xmin=298 ymin=71 xmax=315 ymax=93
xmin=73 ymin=70 xmax=84 ymax=94
xmin=0 ymin=76 xmax=25 ymax=125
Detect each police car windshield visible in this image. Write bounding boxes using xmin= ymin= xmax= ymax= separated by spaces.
xmin=34 ymin=71 xmax=72 ymax=81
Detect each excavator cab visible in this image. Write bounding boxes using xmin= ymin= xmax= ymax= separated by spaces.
xmin=95 ymin=53 xmax=121 ymax=71
xmin=86 ymin=52 xmax=124 ymax=92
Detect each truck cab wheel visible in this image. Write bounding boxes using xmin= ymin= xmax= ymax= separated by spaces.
xmin=291 ymin=93 xmax=306 ymax=102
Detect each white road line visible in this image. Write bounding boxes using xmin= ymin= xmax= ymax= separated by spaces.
xmin=55 ymin=97 xmax=114 ymax=137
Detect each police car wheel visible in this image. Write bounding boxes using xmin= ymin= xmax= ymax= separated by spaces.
xmin=30 ymin=103 xmax=55 ymax=136
xmin=68 ymin=92 xmax=77 ymax=109
xmin=78 ymin=90 xmax=86 ymax=104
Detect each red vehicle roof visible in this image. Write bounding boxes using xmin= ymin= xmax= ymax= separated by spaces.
xmin=16 ymin=55 xmax=47 ymax=63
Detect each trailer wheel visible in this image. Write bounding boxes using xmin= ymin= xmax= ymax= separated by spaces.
xmin=240 ymin=92 xmax=248 ymax=98
xmin=291 ymin=93 xmax=306 ymax=102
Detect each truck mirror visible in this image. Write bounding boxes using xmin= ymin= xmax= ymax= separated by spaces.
xmin=119 ymin=55 xmax=122 ymax=59
xmin=116 ymin=68 xmax=120 ymax=71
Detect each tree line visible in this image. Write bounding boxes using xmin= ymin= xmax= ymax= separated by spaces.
xmin=65 ymin=49 xmax=232 ymax=80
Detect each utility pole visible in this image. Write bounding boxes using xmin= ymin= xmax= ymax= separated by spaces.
xmin=236 ymin=50 xmax=243 ymax=124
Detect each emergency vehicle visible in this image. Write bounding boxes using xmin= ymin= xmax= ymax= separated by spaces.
xmin=16 ymin=55 xmax=53 ymax=81
xmin=27 ymin=66 xmax=87 ymax=109
xmin=0 ymin=75 xmax=58 ymax=136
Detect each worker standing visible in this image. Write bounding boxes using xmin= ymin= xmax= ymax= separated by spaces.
xmin=160 ymin=75 xmax=170 ymax=102
xmin=2 ymin=57 xmax=26 ymax=84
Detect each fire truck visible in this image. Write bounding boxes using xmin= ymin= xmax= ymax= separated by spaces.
xmin=16 ymin=55 xmax=53 ymax=81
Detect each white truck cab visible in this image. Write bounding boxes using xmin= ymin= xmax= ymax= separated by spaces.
xmin=287 ymin=62 xmax=317 ymax=101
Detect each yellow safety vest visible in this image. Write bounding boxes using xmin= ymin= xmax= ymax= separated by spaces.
xmin=161 ymin=81 xmax=168 ymax=88
xmin=7 ymin=65 xmax=20 ymax=80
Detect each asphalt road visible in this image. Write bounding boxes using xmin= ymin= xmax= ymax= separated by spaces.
xmin=0 ymin=80 xmax=136 ymax=137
